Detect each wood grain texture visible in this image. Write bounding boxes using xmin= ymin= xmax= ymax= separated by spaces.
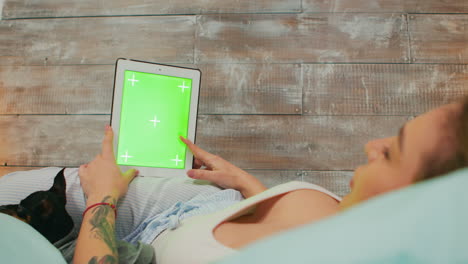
xmin=304 ymin=0 xmax=468 ymax=13
xmin=0 ymin=16 xmax=195 ymax=66
xmin=410 ymin=15 xmax=468 ymax=63
xmin=303 ymin=64 xmax=468 ymax=115
xmin=198 ymin=63 xmax=302 ymax=114
xmin=0 ymin=64 xmax=301 ymax=115
xmin=0 ymin=115 xmax=107 ymax=167
xmin=196 ymin=115 xmax=409 ymax=170
xmin=2 ymin=0 xmax=301 ymax=19
xmin=248 ymin=170 xmax=352 ymax=196
xmin=1 ymin=2 xmax=462 ymax=196
xmin=0 ymin=65 xmax=113 ymax=114
xmin=196 ymin=13 xmax=409 ymax=63
xmin=302 ymin=171 xmax=351 ymax=197
xmin=0 ymin=115 xmax=408 ymax=169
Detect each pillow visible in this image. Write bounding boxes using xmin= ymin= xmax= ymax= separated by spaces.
xmin=216 ymin=168 xmax=468 ymax=264
xmin=0 ymin=213 xmax=66 ymax=263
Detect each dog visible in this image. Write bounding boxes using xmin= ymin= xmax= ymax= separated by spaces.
xmin=0 ymin=168 xmax=74 ymax=244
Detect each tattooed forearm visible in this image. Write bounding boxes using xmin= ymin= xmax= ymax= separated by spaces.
xmin=88 ymin=196 xmax=118 ymax=254
xmin=88 ymin=255 xmax=117 ymax=264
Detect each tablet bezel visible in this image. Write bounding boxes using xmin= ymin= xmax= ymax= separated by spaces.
xmin=110 ymin=58 xmax=200 ymax=177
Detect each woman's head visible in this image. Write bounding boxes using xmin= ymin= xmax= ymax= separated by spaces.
xmin=340 ymin=96 xmax=468 ymax=210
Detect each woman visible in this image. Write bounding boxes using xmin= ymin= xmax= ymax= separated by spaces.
xmin=74 ymin=97 xmax=468 ymax=263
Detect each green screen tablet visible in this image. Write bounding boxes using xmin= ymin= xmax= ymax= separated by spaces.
xmin=111 ymin=59 xmax=201 ymax=177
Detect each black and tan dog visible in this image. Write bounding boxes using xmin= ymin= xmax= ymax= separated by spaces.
xmin=0 ymin=168 xmax=74 ymax=244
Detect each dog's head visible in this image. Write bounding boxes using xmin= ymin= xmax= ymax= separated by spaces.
xmin=0 ymin=168 xmax=74 ymax=243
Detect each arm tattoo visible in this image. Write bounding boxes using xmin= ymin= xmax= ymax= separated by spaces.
xmin=88 ymin=196 xmax=118 ymax=254
xmin=88 ymin=255 xmax=117 ymax=264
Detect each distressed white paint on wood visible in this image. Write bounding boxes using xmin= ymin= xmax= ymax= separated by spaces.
xmin=0 ymin=115 xmax=408 ymax=170
xmin=303 ymin=64 xmax=468 ymax=115
xmin=0 ymin=0 xmax=4 ymax=19
xmin=1 ymin=2 xmax=462 ymax=193
xmin=0 ymin=115 xmax=107 ymax=167
xmin=199 ymin=63 xmax=302 ymax=114
xmin=304 ymin=0 xmax=468 ymax=13
xmin=410 ymin=15 xmax=468 ymax=63
xmin=302 ymin=171 xmax=352 ymax=197
xmin=0 ymin=64 xmax=301 ymax=115
xmin=196 ymin=13 xmax=409 ymax=63
xmin=196 ymin=115 xmax=409 ymax=170
xmin=0 ymin=65 xmax=113 ymax=114
xmin=2 ymin=0 xmax=301 ymax=19
xmin=2 ymin=63 xmax=463 ymax=116
xmin=0 ymin=16 xmax=195 ymax=65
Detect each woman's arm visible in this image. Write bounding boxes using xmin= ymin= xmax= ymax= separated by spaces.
xmin=75 ymin=195 xmax=119 ymax=264
xmin=73 ymin=125 xmax=137 ymax=264
xmin=180 ymin=137 xmax=267 ymax=198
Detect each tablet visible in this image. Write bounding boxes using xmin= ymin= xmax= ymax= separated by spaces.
xmin=111 ymin=58 xmax=201 ymax=177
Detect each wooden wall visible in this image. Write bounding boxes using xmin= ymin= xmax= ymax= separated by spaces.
xmin=1 ymin=0 xmax=467 ymax=196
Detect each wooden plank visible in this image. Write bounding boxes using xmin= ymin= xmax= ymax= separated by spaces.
xmin=410 ymin=15 xmax=468 ymax=63
xmin=0 ymin=16 xmax=195 ymax=66
xmin=0 ymin=65 xmax=113 ymax=114
xmin=304 ymin=0 xmax=468 ymax=13
xmin=303 ymin=64 xmax=468 ymax=115
xmin=302 ymin=171 xmax=351 ymax=197
xmin=2 ymin=0 xmax=301 ymax=19
xmin=247 ymin=170 xmax=351 ymax=197
xmin=0 ymin=115 xmax=408 ymax=170
xmin=198 ymin=64 xmax=302 ymax=114
xmin=196 ymin=115 xmax=409 ymax=170
xmin=0 ymin=115 xmax=107 ymax=167
xmin=0 ymin=64 xmax=301 ymax=115
xmin=196 ymin=13 xmax=409 ymax=63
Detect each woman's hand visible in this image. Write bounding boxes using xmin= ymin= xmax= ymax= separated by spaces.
xmin=75 ymin=125 xmax=139 ymax=264
xmin=180 ymin=136 xmax=266 ymax=198
xmin=79 ymin=125 xmax=138 ymax=202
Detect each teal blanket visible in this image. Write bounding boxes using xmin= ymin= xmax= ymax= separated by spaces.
xmin=217 ymin=168 xmax=468 ymax=264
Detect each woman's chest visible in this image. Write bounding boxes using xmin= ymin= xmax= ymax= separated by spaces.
xmin=213 ymin=189 xmax=339 ymax=249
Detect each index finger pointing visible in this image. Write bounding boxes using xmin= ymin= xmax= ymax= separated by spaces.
xmin=180 ymin=136 xmax=214 ymax=162
xmin=102 ymin=125 xmax=115 ymax=159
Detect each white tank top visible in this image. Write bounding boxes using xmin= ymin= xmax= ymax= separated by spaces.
xmin=151 ymin=181 xmax=341 ymax=264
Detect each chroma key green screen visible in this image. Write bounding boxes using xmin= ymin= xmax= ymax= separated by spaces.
xmin=117 ymin=70 xmax=192 ymax=169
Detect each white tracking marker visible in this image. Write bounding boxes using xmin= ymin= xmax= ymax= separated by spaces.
xmin=149 ymin=116 xmax=161 ymax=127
xmin=128 ymin=73 xmax=139 ymax=86
xmin=121 ymin=150 xmax=133 ymax=163
xmin=178 ymin=81 xmax=190 ymax=93
xmin=171 ymin=154 xmax=183 ymax=166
